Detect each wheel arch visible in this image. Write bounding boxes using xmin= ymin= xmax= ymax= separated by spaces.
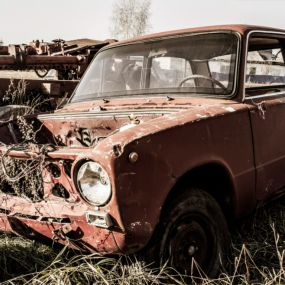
xmin=162 ymin=162 xmax=236 ymax=225
xmin=140 ymin=162 xmax=235 ymax=270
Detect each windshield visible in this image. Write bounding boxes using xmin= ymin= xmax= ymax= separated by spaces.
xmin=71 ymin=32 xmax=238 ymax=102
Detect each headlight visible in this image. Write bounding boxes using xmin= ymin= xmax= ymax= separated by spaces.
xmin=76 ymin=161 xmax=111 ymax=206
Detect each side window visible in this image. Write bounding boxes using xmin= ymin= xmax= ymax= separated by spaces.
xmin=246 ymin=38 xmax=285 ymax=89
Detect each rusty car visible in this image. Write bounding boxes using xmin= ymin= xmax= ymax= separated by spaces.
xmin=0 ymin=24 xmax=284 ymax=276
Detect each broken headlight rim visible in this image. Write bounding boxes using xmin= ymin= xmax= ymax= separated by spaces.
xmin=76 ymin=160 xmax=112 ymax=206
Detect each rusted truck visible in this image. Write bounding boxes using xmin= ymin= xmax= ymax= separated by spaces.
xmin=0 ymin=24 xmax=284 ymax=276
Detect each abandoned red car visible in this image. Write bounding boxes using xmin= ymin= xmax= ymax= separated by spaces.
xmin=0 ymin=24 xmax=284 ymax=276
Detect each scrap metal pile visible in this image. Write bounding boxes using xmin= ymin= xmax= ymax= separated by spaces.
xmin=0 ymin=38 xmax=115 ymax=106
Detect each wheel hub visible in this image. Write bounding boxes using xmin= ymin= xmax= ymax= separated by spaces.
xmin=167 ymin=217 xmax=215 ymax=274
xmin=188 ymin=245 xmax=199 ymax=256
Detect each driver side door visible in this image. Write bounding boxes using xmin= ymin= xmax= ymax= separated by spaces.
xmin=244 ymin=32 xmax=285 ymax=201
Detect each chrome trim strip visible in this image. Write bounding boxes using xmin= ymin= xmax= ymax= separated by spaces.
xmin=38 ymin=108 xmax=181 ymax=120
xmin=245 ymin=91 xmax=285 ymax=100
xmin=243 ymin=30 xmax=285 ymax=102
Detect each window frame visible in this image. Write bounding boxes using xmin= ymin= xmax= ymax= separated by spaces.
xmin=244 ymin=31 xmax=285 ymax=101
xmin=69 ymin=30 xmax=241 ymax=104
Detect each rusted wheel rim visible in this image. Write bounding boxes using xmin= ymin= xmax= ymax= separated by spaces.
xmin=166 ymin=214 xmax=216 ymax=275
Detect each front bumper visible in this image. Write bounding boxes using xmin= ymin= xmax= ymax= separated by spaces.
xmin=0 ymin=196 xmax=121 ymax=253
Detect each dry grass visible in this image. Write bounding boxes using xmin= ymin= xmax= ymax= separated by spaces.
xmin=0 ymin=236 xmax=180 ymax=285
xmin=1 ymin=79 xmax=55 ymax=113
xmin=0 ymin=195 xmax=284 ymax=284
xmin=0 ymin=80 xmax=284 ymax=284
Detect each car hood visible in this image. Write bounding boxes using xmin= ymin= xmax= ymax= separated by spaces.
xmin=37 ymin=96 xmax=242 ymax=148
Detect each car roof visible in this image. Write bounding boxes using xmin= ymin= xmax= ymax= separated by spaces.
xmin=107 ymin=24 xmax=285 ymax=48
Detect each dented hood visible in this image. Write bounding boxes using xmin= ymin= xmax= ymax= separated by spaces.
xmin=37 ymin=96 xmax=241 ymax=148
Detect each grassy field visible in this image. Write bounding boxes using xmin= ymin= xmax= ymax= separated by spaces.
xmin=0 ymin=195 xmax=284 ymax=284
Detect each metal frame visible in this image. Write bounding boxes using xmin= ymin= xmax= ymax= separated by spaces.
xmin=243 ymin=30 xmax=285 ymax=101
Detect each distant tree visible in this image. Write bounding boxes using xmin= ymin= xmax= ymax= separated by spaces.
xmin=110 ymin=0 xmax=151 ymax=40
xmin=0 ymin=39 xmax=3 ymax=46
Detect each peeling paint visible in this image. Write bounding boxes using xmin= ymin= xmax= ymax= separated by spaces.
xmin=224 ymin=106 xmax=236 ymax=112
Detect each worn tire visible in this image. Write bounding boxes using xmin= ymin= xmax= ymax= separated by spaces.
xmin=144 ymin=188 xmax=230 ymax=278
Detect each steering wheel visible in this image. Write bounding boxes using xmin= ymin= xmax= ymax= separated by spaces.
xmin=178 ymin=74 xmax=228 ymax=92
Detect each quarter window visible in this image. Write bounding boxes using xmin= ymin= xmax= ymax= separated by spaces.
xmin=246 ymin=38 xmax=285 ymax=89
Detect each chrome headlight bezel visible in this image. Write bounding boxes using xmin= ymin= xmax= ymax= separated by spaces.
xmin=75 ymin=160 xmax=112 ymax=206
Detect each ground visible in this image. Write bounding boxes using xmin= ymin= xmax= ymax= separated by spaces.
xmin=0 ymin=195 xmax=284 ymax=284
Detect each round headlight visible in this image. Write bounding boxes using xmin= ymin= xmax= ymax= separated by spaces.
xmin=76 ymin=161 xmax=111 ymax=206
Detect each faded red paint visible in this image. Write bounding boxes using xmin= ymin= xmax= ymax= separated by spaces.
xmin=0 ymin=25 xmax=284 ymax=254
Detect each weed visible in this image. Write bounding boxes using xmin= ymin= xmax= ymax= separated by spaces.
xmin=1 ymin=79 xmax=54 ymax=113
xmin=0 ymin=196 xmax=284 ymax=284
xmin=0 ymin=116 xmax=48 ymax=201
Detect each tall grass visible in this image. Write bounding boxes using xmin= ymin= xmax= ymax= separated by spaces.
xmin=0 ymin=80 xmax=284 ymax=284
xmin=0 ymin=195 xmax=285 ymax=284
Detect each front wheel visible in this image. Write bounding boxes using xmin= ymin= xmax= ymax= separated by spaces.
xmin=147 ymin=188 xmax=230 ymax=277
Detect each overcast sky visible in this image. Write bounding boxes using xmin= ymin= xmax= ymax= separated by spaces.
xmin=0 ymin=0 xmax=284 ymax=44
